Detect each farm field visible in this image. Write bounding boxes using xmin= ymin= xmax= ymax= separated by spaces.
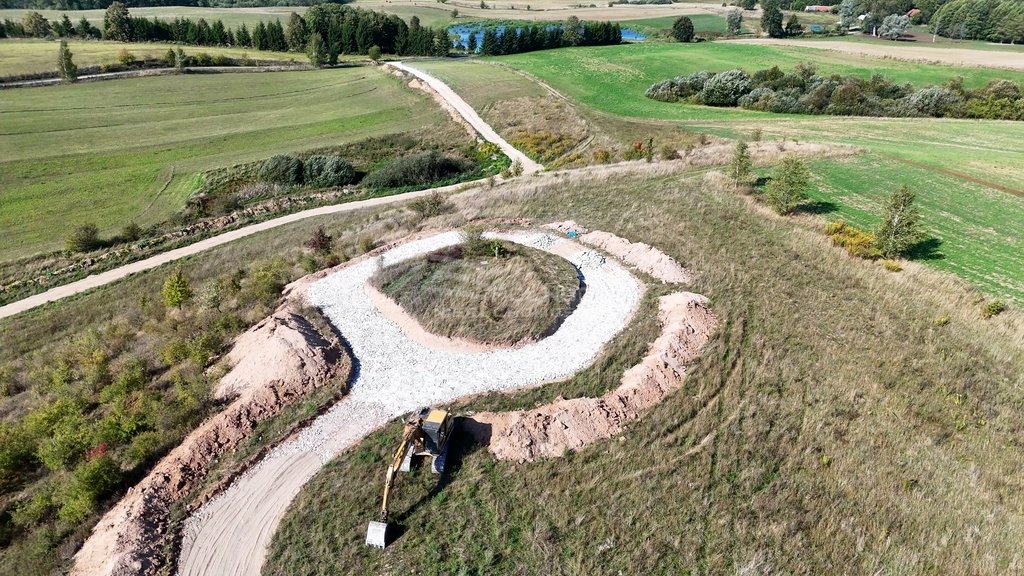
xmin=0 ymin=39 xmax=301 ymax=78
xmin=728 ymin=38 xmax=1024 ymax=70
xmin=0 ymin=67 xmax=444 ymax=261
xmin=615 ymin=13 xmax=729 ymax=35
xmin=423 ymin=55 xmax=1024 ymax=302
xmin=0 ymin=6 xmax=303 ymax=29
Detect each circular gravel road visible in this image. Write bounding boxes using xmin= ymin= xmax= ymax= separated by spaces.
xmin=178 ymin=230 xmax=643 ymax=576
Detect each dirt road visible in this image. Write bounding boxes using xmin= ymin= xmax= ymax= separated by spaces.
xmin=387 ymin=62 xmax=543 ymax=174
xmin=728 ymin=38 xmax=1024 ymax=71
xmin=176 ymin=230 xmax=643 ymax=576
xmin=0 ymin=63 xmax=533 ymax=322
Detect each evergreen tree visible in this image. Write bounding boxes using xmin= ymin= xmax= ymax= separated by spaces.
xmin=103 ymin=1 xmax=131 ymax=41
xmin=672 ymin=16 xmax=694 ymax=42
xmin=236 ymin=23 xmax=251 ymax=47
xmin=875 ymin=185 xmax=925 ymax=258
xmin=57 ymin=39 xmax=78 ymax=84
xmin=286 ymin=12 xmax=307 ymax=51
xmin=467 ymin=31 xmax=478 ymax=52
xmin=307 ymin=32 xmax=327 ymax=65
xmin=729 ymin=140 xmax=752 ymax=186
xmin=76 ymin=16 xmax=93 ymax=38
xmin=760 ymin=0 xmax=785 ymax=38
xmin=162 ymin=268 xmax=193 ymax=309
xmin=252 ymin=21 xmax=268 ymax=50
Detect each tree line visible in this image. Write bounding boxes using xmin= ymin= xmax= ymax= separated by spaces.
xmin=930 ymin=0 xmax=1024 ymax=44
xmin=477 ymin=17 xmax=621 ymax=56
xmin=646 ymin=64 xmax=1024 ymax=121
xmin=2 ymin=2 xmax=451 ymax=57
xmin=0 ymin=0 xmax=327 ymax=9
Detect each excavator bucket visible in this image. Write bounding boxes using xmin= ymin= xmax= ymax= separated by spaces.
xmin=365 ymin=521 xmax=389 ymax=548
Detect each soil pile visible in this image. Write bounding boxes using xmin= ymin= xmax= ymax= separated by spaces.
xmin=545 ymin=221 xmax=693 ymax=283
xmin=469 ymin=292 xmax=716 ymax=462
xmin=71 ymin=310 xmax=349 ymax=576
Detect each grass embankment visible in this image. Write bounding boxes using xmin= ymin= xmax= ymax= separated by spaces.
xmin=266 ymin=166 xmax=1024 ymax=575
xmin=0 ymin=66 xmax=442 ymax=261
xmin=371 ymin=239 xmax=580 ymax=345
xmin=0 ymin=38 xmax=303 ymax=78
xmin=483 ymin=46 xmax=1024 ymax=300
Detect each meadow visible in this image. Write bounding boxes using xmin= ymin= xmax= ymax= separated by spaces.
xmin=0 ymin=39 xmax=302 ymax=78
xmin=616 ymin=13 xmax=729 ymax=35
xmin=267 ymin=164 xmax=1024 ymax=575
xmin=0 ymin=6 xmax=303 ymax=29
xmin=0 ymin=67 xmax=444 ymax=261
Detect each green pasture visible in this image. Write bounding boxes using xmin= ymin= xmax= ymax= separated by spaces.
xmin=0 ymin=67 xmax=443 ymax=261
xmin=0 ymin=39 xmax=301 ymax=78
xmin=617 ymin=13 xmax=729 ymax=35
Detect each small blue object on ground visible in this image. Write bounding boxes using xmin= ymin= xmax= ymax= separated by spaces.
xmin=567 ymin=231 xmax=579 ymax=238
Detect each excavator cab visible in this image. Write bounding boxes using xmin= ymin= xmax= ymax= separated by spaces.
xmin=366 ymin=407 xmax=454 ymax=548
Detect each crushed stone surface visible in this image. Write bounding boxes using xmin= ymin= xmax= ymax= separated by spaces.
xmin=177 ymin=230 xmax=643 ymax=576
xmin=467 ymin=292 xmax=717 ymax=462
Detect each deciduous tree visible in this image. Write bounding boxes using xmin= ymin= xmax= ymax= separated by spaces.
xmin=760 ymin=0 xmax=785 ymax=37
xmin=162 ymin=268 xmax=194 ymax=309
xmin=57 ymin=40 xmax=78 ymax=84
xmin=727 ymin=9 xmax=743 ymax=35
xmin=103 ymin=1 xmax=131 ymax=42
xmin=874 ymin=185 xmax=925 ymax=257
xmin=729 ymin=140 xmax=753 ymax=186
xmin=765 ymin=156 xmax=811 ymax=214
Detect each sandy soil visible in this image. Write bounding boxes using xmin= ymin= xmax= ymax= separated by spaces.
xmin=547 ymin=221 xmax=694 ymax=284
xmin=728 ymin=38 xmax=1024 ymax=71
xmin=467 ymin=291 xmax=717 ymax=461
xmin=176 ymin=229 xmax=643 ymax=576
xmin=71 ymin=307 xmax=349 ymax=576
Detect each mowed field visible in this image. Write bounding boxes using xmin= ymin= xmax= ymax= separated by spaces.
xmin=0 ymin=39 xmax=302 ymax=78
xmin=0 ymin=67 xmax=444 ymax=261
xmin=427 ymin=53 xmax=1024 ymax=302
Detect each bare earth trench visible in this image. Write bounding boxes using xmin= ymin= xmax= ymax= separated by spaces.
xmin=175 ymin=230 xmax=644 ymax=576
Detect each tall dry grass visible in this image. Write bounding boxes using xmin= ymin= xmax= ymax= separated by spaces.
xmin=268 ymin=165 xmax=1024 ymax=576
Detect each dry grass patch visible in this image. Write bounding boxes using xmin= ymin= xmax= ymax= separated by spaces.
xmin=370 ymin=237 xmax=580 ymax=346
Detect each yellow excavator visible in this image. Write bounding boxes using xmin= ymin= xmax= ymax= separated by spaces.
xmin=365 ymin=407 xmax=455 ymax=549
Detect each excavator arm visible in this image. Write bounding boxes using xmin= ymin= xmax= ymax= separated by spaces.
xmin=378 ymin=422 xmax=421 ymax=523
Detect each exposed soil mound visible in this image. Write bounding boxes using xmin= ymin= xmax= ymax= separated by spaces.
xmin=71 ymin=309 xmax=349 ymax=576
xmin=545 ymin=221 xmax=693 ymax=284
xmin=468 ymin=292 xmax=716 ymax=462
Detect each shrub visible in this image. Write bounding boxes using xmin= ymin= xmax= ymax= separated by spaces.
xmin=162 ymin=268 xmax=193 ymax=309
xmin=981 ymin=300 xmax=1006 ymax=319
xmin=672 ymin=16 xmax=694 ymax=42
xmin=592 ymin=148 xmax=613 ymax=164
xmin=460 ymin=224 xmax=490 ymax=256
xmin=361 ymin=151 xmax=469 ymax=190
xmin=304 ymin=225 xmax=333 ymax=253
xmin=367 ymin=44 xmax=382 ymax=61
xmin=67 ymin=223 xmax=102 ymax=253
xmin=409 ymin=192 xmax=452 ymax=217
xmin=116 ymin=48 xmax=135 ymax=66
xmin=933 ymin=314 xmax=950 ymax=326
xmin=58 ymin=455 xmax=122 ymax=524
xmin=659 ymin=145 xmax=679 ymax=160
xmin=303 ymin=155 xmax=356 ymax=187
xmin=902 ymin=86 xmax=961 ymax=117
xmin=699 ymin=69 xmax=751 ymax=106
xmin=826 ymin=220 xmax=882 ymax=259
xmin=258 ymin=154 xmax=304 ymax=185
xmin=881 ymin=259 xmax=902 ymax=272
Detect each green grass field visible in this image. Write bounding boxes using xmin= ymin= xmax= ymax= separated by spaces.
xmin=617 ymin=13 xmax=729 ymax=35
xmin=433 ymin=49 xmax=1024 ymax=302
xmin=0 ymin=39 xmax=302 ymax=78
xmin=0 ymin=66 xmax=444 ymax=261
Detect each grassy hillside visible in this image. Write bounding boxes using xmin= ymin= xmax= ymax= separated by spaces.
xmin=0 ymin=7 xmax=301 ymax=29
xmin=267 ymin=166 xmax=1024 ymax=575
xmin=619 ymin=13 xmax=729 ymax=35
xmin=0 ymin=66 xmax=443 ymax=261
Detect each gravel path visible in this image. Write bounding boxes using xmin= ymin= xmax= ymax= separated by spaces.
xmin=177 ymin=230 xmax=643 ymax=576
xmin=387 ymin=62 xmax=543 ymax=174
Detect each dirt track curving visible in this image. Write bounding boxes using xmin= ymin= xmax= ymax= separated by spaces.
xmin=71 ymin=306 xmax=349 ymax=576
xmin=467 ymin=291 xmax=717 ymax=462
xmin=176 ymin=229 xmax=643 ymax=576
